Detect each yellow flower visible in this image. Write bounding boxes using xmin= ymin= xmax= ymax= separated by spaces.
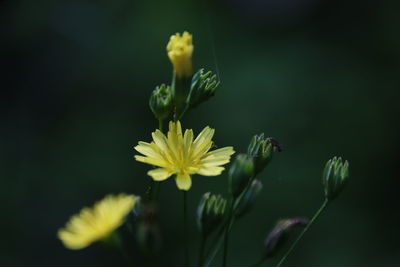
xmin=166 ymin=31 xmax=194 ymax=78
xmin=134 ymin=121 xmax=235 ymax=191
xmin=58 ymin=194 xmax=137 ymax=250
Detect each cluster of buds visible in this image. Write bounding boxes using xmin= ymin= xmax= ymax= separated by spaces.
xmin=322 ymin=156 xmax=349 ymax=200
xmin=150 ymin=32 xmax=221 ymax=122
xmin=197 ymin=193 xmax=227 ymax=236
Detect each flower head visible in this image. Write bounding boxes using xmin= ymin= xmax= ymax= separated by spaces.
xmin=58 ymin=194 xmax=137 ymax=250
xmin=167 ymin=31 xmax=193 ymax=78
xmin=322 ymin=156 xmax=349 ymax=200
xmin=134 ymin=121 xmax=235 ymax=191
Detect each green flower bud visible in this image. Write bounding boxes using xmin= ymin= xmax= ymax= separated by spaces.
xmin=228 ymin=154 xmax=255 ymax=198
xmin=149 ymin=84 xmax=173 ymax=120
xmin=188 ymin=68 xmax=220 ymax=108
xmin=197 ymin=193 xmax=227 ymax=236
xmin=263 ymin=218 xmax=308 ymax=258
xmin=247 ymin=134 xmax=281 ymax=175
xmin=235 ymin=179 xmax=263 ymax=218
xmin=322 ymin=156 xmax=349 ymax=200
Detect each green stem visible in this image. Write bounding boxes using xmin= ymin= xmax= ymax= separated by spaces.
xmin=183 ymin=191 xmax=189 ymax=267
xmin=275 ymin=199 xmax=329 ymax=267
xmin=158 ymin=119 xmax=163 ymax=132
xmin=203 ymin=178 xmax=255 ymax=267
xmin=199 ymin=235 xmax=207 ymax=267
xmin=203 ymin=222 xmax=225 ymax=267
xmin=222 ymin=199 xmax=234 ymax=267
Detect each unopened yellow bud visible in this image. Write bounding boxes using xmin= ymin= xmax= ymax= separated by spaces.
xmin=166 ymin=31 xmax=193 ymax=78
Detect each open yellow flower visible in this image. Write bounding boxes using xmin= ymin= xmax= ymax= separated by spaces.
xmin=134 ymin=121 xmax=235 ymax=191
xmin=58 ymin=194 xmax=137 ymax=250
xmin=167 ymin=31 xmax=193 ymax=78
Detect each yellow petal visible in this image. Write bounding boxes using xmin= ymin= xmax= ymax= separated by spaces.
xmin=204 ymin=147 xmax=235 ymax=158
xmin=134 ymin=155 xmax=168 ymax=168
xmin=183 ymin=129 xmax=193 ymax=158
xmin=193 ymin=127 xmax=214 ymax=149
xmin=192 ymin=127 xmax=215 ymax=159
xmin=191 ymin=139 xmax=213 ymax=160
xmin=148 ymin=168 xmax=173 ymax=181
xmin=134 ymin=141 xmax=163 ymax=159
xmin=176 ymin=121 xmax=183 ymax=137
xmin=168 ymin=121 xmax=183 ymax=137
xmin=175 ymin=173 xmax=192 ymax=190
xmin=201 ymin=147 xmax=235 ymax=166
xmin=57 ymin=230 xmax=89 ymax=250
xmin=167 ymin=121 xmax=184 ymax=161
xmin=152 ymin=130 xmax=169 ymax=152
xmin=197 ymin=166 xmax=225 ymax=176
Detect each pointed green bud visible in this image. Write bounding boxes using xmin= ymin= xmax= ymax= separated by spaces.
xmin=263 ymin=218 xmax=308 ymax=258
xmin=188 ymin=68 xmax=220 ymax=108
xmin=322 ymin=156 xmax=349 ymax=200
xmin=235 ymin=179 xmax=263 ymax=218
xmin=149 ymin=84 xmax=173 ymax=120
xmin=229 ymin=154 xmax=255 ymax=198
xmin=197 ymin=193 xmax=227 ymax=236
xmin=247 ymin=134 xmax=281 ymax=175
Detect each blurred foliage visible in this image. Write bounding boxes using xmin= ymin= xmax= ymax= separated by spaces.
xmin=1 ymin=0 xmax=400 ymax=266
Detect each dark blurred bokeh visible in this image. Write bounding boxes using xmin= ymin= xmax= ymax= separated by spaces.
xmin=2 ymin=0 xmax=400 ymax=266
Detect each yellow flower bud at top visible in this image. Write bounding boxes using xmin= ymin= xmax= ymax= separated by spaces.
xmin=166 ymin=31 xmax=194 ymax=78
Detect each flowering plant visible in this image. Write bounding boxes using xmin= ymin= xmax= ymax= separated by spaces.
xmin=58 ymin=31 xmax=350 ymax=267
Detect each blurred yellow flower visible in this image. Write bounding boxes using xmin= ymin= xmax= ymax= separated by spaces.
xmin=134 ymin=121 xmax=235 ymax=191
xmin=167 ymin=31 xmax=193 ymax=78
xmin=58 ymin=194 xmax=137 ymax=250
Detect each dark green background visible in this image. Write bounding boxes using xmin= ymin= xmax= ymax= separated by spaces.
xmin=2 ymin=0 xmax=399 ymax=266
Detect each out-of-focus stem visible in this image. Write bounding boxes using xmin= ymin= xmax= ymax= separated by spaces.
xmin=275 ymin=199 xmax=329 ymax=267
xmin=183 ymin=191 xmax=189 ymax=267
xmin=222 ymin=199 xmax=234 ymax=267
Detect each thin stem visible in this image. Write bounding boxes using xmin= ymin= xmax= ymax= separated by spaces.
xmin=275 ymin=199 xmax=329 ymax=267
xmin=198 ymin=235 xmax=207 ymax=267
xmin=204 ymin=178 xmax=255 ymax=267
xmin=203 ymin=223 xmax=225 ymax=267
xmin=222 ymin=199 xmax=234 ymax=267
xmin=183 ymin=191 xmax=189 ymax=267
xmin=158 ymin=119 xmax=163 ymax=132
